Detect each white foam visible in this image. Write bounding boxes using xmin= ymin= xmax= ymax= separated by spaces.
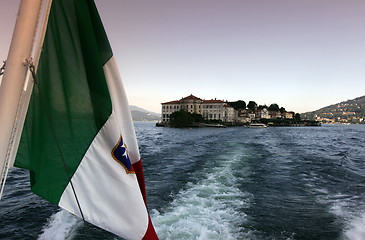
xmin=326 ymin=196 xmax=365 ymax=240
xmin=151 ymin=153 xmax=253 ymax=240
xmin=38 ymin=210 xmax=80 ymax=240
xmin=311 ymin=187 xmax=365 ymax=240
xmin=344 ymin=212 xmax=365 ymax=240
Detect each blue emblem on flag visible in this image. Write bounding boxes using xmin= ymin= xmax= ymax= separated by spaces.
xmin=111 ymin=136 xmax=135 ymax=174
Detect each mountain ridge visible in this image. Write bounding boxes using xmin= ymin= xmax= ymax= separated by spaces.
xmin=302 ymin=95 xmax=365 ymax=123
xmin=130 ymin=105 xmax=160 ymax=121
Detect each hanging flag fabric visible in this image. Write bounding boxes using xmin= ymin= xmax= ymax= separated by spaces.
xmin=14 ymin=0 xmax=158 ymax=239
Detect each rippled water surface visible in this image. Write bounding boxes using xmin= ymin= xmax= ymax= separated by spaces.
xmin=1 ymin=123 xmax=365 ymax=239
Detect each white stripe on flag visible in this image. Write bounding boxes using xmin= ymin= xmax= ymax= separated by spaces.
xmin=59 ymin=112 xmax=148 ymax=239
xmin=59 ymin=57 xmax=149 ymax=239
xmin=104 ymin=57 xmax=140 ymax=164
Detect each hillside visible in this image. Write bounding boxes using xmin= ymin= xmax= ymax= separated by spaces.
xmin=130 ymin=105 xmax=160 ymax=121
xmin=302 ymin=95 xmax=365 ymax=123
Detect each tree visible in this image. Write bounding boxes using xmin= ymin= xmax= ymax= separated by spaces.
xmin=279 ymin=107 xmax=286 ymax=113
xmin=170 ymin=110 xmax=204 ymax=127
xmin=247 ymin=101 xmax=257 ymax=111
xmin=268 ymin=103 xmax=280 ymax=112
xmin=295 ymin=113 xmax=301 ymax=121
xmin=170 ymin=110 xmax=194 ymax=127
xmin=257 ymin=104 xmax=268 ymax=110
xmin=191 ymin=112 xmax=204 ymax=123
xmin=228 ymin=100 xmax=246 ymax=110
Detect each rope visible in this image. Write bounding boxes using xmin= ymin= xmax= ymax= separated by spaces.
xmin=0 ymin=61 xmax=5 ymax=76
xmin=0 ymin=147 xmax=12 ymax=199
xmin=25 ymin=58 xmax=86 ymax=222
xmin=0 ymin=95 xmax=22 ymax=200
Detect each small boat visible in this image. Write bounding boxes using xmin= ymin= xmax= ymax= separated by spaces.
xmin=202 ymin=123 xmax=227 ymax=128
xmin=247 ymin=123 xmax=268 ymax=128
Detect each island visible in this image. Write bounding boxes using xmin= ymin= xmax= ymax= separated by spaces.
xmin=157 ymin=94 xmax=320 ymax=128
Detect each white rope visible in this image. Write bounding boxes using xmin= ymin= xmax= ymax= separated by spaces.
xmin=0 ymin=91 xmax=21 ymax=200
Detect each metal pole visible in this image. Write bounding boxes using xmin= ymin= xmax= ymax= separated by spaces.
xmin=0 ymin=0 xmax=43 ymax=197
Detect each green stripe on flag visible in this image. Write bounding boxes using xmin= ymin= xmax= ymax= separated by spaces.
xmin=15 ymin=0 xmax=113 ymax=204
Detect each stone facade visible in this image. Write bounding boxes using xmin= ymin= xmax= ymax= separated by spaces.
xmin=161 ymin=95 xmax=235 ymax=123
xmin=161 ymin=94 xmax=294 ymax=123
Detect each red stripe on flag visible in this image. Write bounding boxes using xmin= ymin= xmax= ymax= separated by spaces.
xmin=132 ymin=160 xmax=159 ymax=239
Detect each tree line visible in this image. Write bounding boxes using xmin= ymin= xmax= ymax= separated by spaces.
xmin=168 ymin=100 xmax=302 ymax=127
xmin=228 ymin=100 xmax=287 ymax=113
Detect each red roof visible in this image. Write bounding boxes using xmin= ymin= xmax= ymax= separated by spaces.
xmin=203 ymin=99 xmax=225 ymax=103
xmin=162 ymin=95 xmax=227 ymax=105
xmin=181 ymin=94 xmax=202 ymax=101
xmin=161 ymin=100 xmax=180 ymax=105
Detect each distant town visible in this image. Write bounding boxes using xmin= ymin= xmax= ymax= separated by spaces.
xmin=302 ymin=95 xmax=365 ymax=124
xmin=158 ymin=94 xmax=319 ymax=127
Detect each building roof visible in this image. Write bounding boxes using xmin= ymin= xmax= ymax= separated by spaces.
xmin=180 ymin=94 xmax=202 ymax=101
xmin=203 ymin=99 xmax=225 ymax=104
xmin=161 ymin=100 xmax=180 ymax=105
xmin=161 ymin=94 xmax=226 ymax=105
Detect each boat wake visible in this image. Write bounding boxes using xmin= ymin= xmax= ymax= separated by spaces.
xmin=310 ymin=185 xmax=365 ymax=240
xmin=38 ymin=210 xmax=80 ymax=240
xmin=344 ymin=212 xmax=365 ymax=240
xmin=150 ymin=150 xmax=254 ymax=240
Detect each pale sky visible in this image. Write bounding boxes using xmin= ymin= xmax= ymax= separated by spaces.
xmin=1 ymin=0 xmax=365 ymax=114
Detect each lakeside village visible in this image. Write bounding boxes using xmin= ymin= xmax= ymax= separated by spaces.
xmin=157 ymin=94 xmax=320 ymax=128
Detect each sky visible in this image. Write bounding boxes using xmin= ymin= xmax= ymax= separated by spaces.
xmin=1 ymin=0 xmax=365 ymax=114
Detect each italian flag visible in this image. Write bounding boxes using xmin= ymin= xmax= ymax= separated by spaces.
xmin=14 ymin=0 xmax=158 ymax=239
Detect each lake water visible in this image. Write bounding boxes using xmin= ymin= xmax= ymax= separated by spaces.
xmin=1 ymin=123 xmax=365 ymax=240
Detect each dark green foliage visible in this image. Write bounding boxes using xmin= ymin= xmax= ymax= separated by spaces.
xmin=295 ymin=113 xmax=301 ymax=121
xmin=247 ymin=101 xmax=257 ymax=111
xmin=191 ymin=112 xmax=205 ymax=123
xmin=228 ymin=100 xmax=246 ymax=110
xmin=257 ymin=105 xmax=268 ymax=110
xmin=268 ymin=103 xmax=280 ymax=112
xmin=170 ymin=110 xmax=204 ymax=127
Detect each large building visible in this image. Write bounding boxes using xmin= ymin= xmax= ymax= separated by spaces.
xmin=161 ymin=94 xmax=295 ymax=123
xmin=161 ymin=95 xmax=235 ymax=123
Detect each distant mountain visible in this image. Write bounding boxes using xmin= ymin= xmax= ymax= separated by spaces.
xmin=129 ymin=105 xmax=160 ymax=121
xmin=302 ymin=95 xmax=365 ymax=123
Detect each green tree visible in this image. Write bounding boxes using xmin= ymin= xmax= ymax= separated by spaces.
xmin=170 ymin=110 xmax=204 ymax=127
xmin=170 ymin=110 xmax=193 ymax=127
xmin=247 ymin=101 xmax=257 ymax=111
xmin=295 ymin=113 xmax=301 ymax=121
xmin=268 ymin=103 xmax=280 ymax=112
xmin=191 ymin=112 xmax=204 ymax=123
xmin=228 ymin=100 xmax=246 ymax=110
xmin=257 ymin=104 xmax=268 ymax=110
xmin=280 ymin=107 xmax=286 ymax=113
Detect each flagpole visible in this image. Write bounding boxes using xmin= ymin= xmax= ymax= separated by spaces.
xmin=0 ymin=0 xmax=43 ymax=198
xmin=8 ymin=0 xmax=53 ymax=170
